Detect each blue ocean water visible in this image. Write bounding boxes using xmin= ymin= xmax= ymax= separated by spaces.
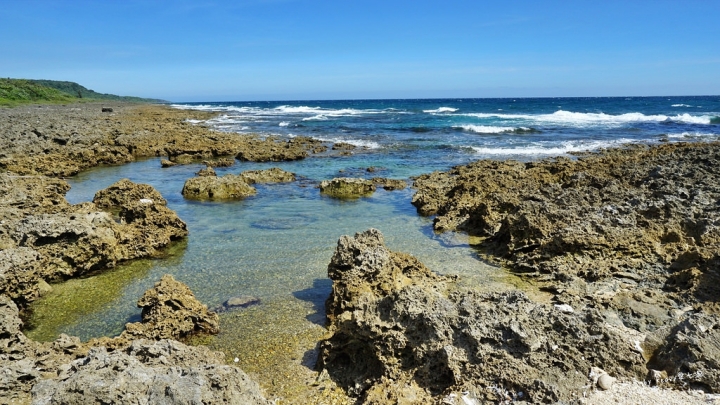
xmin=174 ymin=96 xmax=720 ymax=177
xmin=26 ymin=97 xmax=720 ymax=385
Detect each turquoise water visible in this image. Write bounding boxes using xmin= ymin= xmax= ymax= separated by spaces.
xmin=30 ymin=96 xmax=720 ymax=342
xmin=42 ymin=156 xmax=505 ymax=341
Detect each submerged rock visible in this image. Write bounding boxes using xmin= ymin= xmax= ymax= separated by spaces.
xmin=213 ymin=295 xmax=261 ymax=313
xmin=319 ymin=177 xmax=376 ymax=199
xmin=318 ymin=229 xmax=647 ymax=403
xmin=181 ymin=174 xmax=257 ymax=200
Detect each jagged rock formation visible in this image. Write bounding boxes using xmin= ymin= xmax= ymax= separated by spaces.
xmin=318 ymin=229 xmax=649 ymax=403
xmin=0 ymin=175 xmax=187 ymax=307
xmin=319 ymin=177 xmax=376 ymax=198
xmin=0 ymin=275 xmax=270 ymax=404
xmin=240 ymin=167 xmax=296 ymax=184
xmin=181 ymin=174 xmax=257 ymax=200
xmin=413 ymin=143 xmax=720 ymax=326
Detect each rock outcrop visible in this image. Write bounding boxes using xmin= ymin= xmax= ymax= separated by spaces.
xmin=237 ymin=136 xmax=325 ymax=162
xmin=0 ymin=175 xmax=187 ymax=306
xmin=318 ymin=229 xmax=648 ymax=403
xmin=121 ymin=274 xmax=220 ymax=342
xmin=181 ymin=174 xmax=257 ymax=200
xmin=319 ymin=177 xmax=376 ymax=199
xmin=0 ymin=275 xmax=270 ymax=404
xmin=413 ymin=143 xmax=720 ymax=323
xmin=31 ymin=340 xmax=272 ymax=405
xmin=240 ymin=167 xmax=296 ymax=184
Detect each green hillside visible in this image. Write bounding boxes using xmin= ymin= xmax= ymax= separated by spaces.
xmin=0 ymin=79 xmax=75 ymax=106
xmin=0 ymin=78 xmax=164 ymax=106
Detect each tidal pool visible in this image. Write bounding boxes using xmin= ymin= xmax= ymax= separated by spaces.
xmin=25 ymin=154 xmax=524 ymax=401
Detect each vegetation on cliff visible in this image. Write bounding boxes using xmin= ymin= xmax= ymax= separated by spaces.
xmin=0 ymin=78 xmax=163 ymax=106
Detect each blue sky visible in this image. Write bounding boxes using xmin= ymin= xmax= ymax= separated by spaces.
xmin=1 ymin=0 xmax=718 ymax=101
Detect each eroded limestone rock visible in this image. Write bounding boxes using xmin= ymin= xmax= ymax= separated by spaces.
xmin=318 ymin=229 xmax=648 ymax=403
xmin=181 ymin=174 xmax=257 ymax=200
xmin=319 ymin=177 xmax=376 ymax=199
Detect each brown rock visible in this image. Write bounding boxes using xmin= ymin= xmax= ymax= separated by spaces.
xmin=122 ymin=274 xmax=219 ymax=341
xmin=240 ymin=167 xmax=296 ymax=184
xmin=319 ymin=177 xmax=376 ymax=199
xmin=181 ymin=174 xmax=257 ymax=200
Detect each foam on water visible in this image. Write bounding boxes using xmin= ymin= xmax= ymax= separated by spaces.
xmin=471 ymin=138 xmax=637 ymax=156
xmin=460 ymin=110 xmax=714 ymax=126
xmin=424 ymin=107 xmax=459 ymax=113
xmin=457 ymin=125 xmax=520 ymax=134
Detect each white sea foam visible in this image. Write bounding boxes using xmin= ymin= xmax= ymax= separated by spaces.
xmin=671 ymin=104 xmax=693 ymax=107
xmin=185 ymin=119 xmax=203 ymax=124
xmin=424 ymin=107 xmax=458 ymax=113
xmin=471 ymin=139 xmax=636 ymax=156
xmin=302 ymin=115 xmax=329 ymax=121
xmin=457 ymin=125 xmax=520 ymax=134
xmin=459 ymin=110 xmax=713 ymax=126
xmin=666 ymin=132 xmax=719 ymax=139
xmin=315 ymin=136 xmax=381 ymax=149
xmin=279 ymin=122 xmax=290 ymax=127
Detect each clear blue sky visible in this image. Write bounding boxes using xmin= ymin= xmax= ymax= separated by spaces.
xmin=2 ymin=0 xmax=718 ymax=101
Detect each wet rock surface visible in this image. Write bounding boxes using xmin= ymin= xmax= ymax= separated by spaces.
xmin=0 ymin=103 xmax=340 ymax=177
xmin=240 ymin=167 xmax=296 ymax=184
xmin=181 ymin=174 xmax=257 ymax=200
xmin=0 ymin=273 xmax=271 ymax=404
xmin=318 ymin=229 xmax=649 ymax=403
xmin=121 ymin=274 xmax=220 ymax=341
xmin=409 ymin=142 xmax=720 ymax=396
xmin=0 ymin=175 xmax=187 ymax=306
xmin=319 ymin=177 xmax=376 ymax=199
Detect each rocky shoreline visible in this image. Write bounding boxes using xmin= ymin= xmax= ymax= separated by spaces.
xmin=2 ymin=102 xmax=719 ymax=404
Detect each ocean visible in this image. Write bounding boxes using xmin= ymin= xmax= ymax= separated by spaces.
xmin=25 ymin=96 xmax=720 ymax=391
xmin=173 ymin=96 xmax=720 ymax=177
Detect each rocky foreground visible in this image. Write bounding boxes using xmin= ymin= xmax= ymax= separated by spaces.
xmin=3 ymin=102 xmax=720 ymax=403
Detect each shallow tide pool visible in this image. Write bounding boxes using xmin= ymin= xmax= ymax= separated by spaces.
xmin=25 ymin=154 xmax=523 ymax=401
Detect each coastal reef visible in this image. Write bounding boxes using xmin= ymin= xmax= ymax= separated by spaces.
xmin=410 ymin=142 xmax=720 ymax=395
xmin=0 ymin=175 xmax=186 ymax=307
xmin=320 ymin=177 xmax=376 ymax=199
xmin=318 ymin=229 xmax=648 ymax=403
xmin=0 ymin=104 xmax=343 ymax=177
xmin=1 ymin=275 xmax=271 ymax=404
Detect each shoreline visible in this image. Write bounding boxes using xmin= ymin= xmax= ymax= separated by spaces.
xmin=2 ymin=102 xmax=719 ymax=403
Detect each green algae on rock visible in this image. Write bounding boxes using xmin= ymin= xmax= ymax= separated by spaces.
xmin=319 ymin=177 xmax=376 ymax=199
xmin=181 ymin=174 xmax=257 ymax=200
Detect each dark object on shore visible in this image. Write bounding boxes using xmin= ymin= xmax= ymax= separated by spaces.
xmin=101 ymin=107 xmax=113 ymax=113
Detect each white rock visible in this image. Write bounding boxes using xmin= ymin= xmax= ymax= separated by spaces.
xmin=554 ymin=304 xmax=574 ymax=313
xmin=139 ymin=198 xmax=154 ymax=204
xmin=597 ymin=373 xmax=616 ymax=390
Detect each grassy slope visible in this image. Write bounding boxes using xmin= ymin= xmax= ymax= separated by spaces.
xmin=0 ymin=78 xmax=164 ymax=106
xmin=0 ymin=79 xmax=76 ymax=106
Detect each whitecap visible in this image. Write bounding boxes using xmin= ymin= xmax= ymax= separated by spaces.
xmin=471 ymin=139 xmax=636 ymax=156
xmin=665 ymin=132 xmax=719 ymax=139
xmin=423 ymin=107 xmax=458 ymax=113
xmin=671 ymin=104 xmax=693 ymax=107
xmin=314 ymin=136 xmax=381 ymax=149
xmin=457 ymin=125 xmax=520 ymax=134
xmin=459 ymin=110 xmax=713 ymax=126
xmin=302 ymin=115 xmax=329 ymax=121
xmin=279 ymin=122 xmax=290 ymax=127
